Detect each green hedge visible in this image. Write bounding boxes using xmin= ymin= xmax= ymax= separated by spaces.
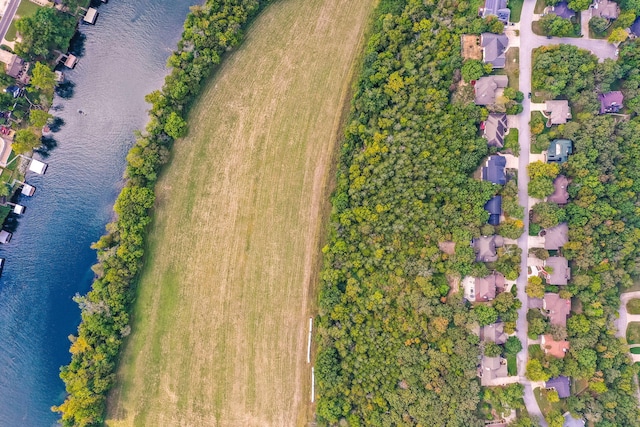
xmin=52 ymin=1 xmax=270 ymax=426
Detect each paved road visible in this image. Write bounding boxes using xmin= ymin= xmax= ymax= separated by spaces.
xmin=616 ymin=291 xmax=640 ymax=340
xmin=0 ymin=0 xmax=20 ymax=44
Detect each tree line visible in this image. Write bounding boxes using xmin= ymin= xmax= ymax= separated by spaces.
xmin=52 ymin=1 xmax=270 ymax=425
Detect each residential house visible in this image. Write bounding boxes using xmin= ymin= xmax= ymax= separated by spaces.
xmin=547 ymin=139 xmax=573 ymax=163
xmin=481 ymin=33 xmax=509 ymax=68
xmin=473 ymin=271 xmax=506 ymax=302
xmin=544 ymin=222 xmax=569 ymax=250
xmin=480 ymin=355 xmax=509 ymax=385
xmin=481 ymin=0 xmax=511 ymax=23
xmin=482 ymin=155 xmax=507 ymax=185
xmin=545 ymin=100 xmax=571 ymax=126
xmin=474 ymin=75 xmax=509 ymax=106
xmin=483 ymin=113 xmax=508 ymax=148
xmin=543 ymin=292 xmax=571 ymax=327
xmin=473 ymin=235 xmax=504 ymax=262
xmin=546 ymin=376 xmax=571 ymax=398
xmin=483 ymin=322 xmax=508 ymax=345
xmin=541 ymin=334 xmax=570 ymax=358
xmin=4 ymin=85 xmax=20 ymax=98
xmin=551 ymin=2 xmax=576 ymax=19
xmin=592 ymin=0 xmax=620 ymax=20
xmin=547 ymin=175 xmax=569 ymax=205
xmin=631 ymin=18 xmax=640 ymax=37
xmin=545 ymin=256 xmax=570 ymax=285
xmin=485 ymin=195 xmax=502 ymax=225
xmin=598 ymin=91 xmax=624 ymax=114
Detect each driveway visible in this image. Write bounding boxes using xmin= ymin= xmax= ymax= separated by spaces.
xmin=616 ymin=291 xmax=640 ymax=340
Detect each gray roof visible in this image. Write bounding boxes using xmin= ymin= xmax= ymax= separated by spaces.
xmin=548 ymin=175 xmax=569 ymax=205
xmin=475 ymin=75 xmax=508 ymax=106
xmin=552 ymin=2 xmax=576 ymax=19
xmin=546 ymin=376 xmax=571 ymax=398
xmin=482 ymin=0 xmax=511 ymax=22
xmin=599 ymin=91 xmax=624 ymax=114
xmin=481 ymin=33 xmax=509 ymax=68
xmin=483 ymin=113 xmax=508 ymax=147
xmin=548 ymin=139 xmax=573 ymax=163
xmin=483 ymin=322 xmax=508 ymax=345
xmin=545 ymin=256 xmax=570 ymax=286
xmin=544 ymin=222 xmax=569 ymax=250
xmin=483 ymin=155 xmax=507 ymax=185
xmin=545 ymin=100 xmax=571 ymax=125
xmin=474 ymin=271 xmax=505 ymax=302
xmin=6 ymin=56 xmax=24 ymax=79
xmin=481 ymin=356 xmax=508 ymax=384
xmin=543 ymin=292 xmax=571 ymax=327
xmin=473 ymin=235 xmax=504 ymax=262
xmin=592 ymin=0 xmax=619 ymax=20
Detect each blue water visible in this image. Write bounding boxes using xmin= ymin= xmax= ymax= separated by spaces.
xmin=0 ymin=1 xmax=193 ymax=425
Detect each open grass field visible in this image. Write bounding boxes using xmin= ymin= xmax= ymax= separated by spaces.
xmin=627 ymin=298 xmax=640 ymax=314
xmin=105 ymin=0 xmax=375 ymax=426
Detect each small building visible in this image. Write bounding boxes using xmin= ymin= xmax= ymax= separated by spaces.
xmin=21 ymin=184 xmax=35 ymax=196
xmin=548 ymin=175 xmax=569 ymax=205
xmin=0 ymin=230 xmax=12 ymax=244
xmin=472 ymin=235 xmax=504 ymax=262
xmin=548 ymin=139 xmax=572 ymax=163
xmin=481 ymin=33 xmax=509 ymax=69
xmin=545 ymin=256 xmax=571 ymax=286
xmin=13 ymin=204 xmax=25 ymax=215
xmin=546 ymin=376 xmax=571 ymax=398
xmin=28 ymin=159 xmax=48 ymax=175
xmin=480 ymin=355 xmax=509 ymax=385
xmin=64 ymin=54 xmax=78 ymax=69
xmin=483 ymin=155 xmax=507 ymax=185
xmin=544 ymin=222 xmax=569 ymax=250
xmin=481 ymin=0 xmax=511 ymax=23
xmin=83 ymin=7 xmax=98 ymax=24
xmin=4 ymin=85 xmax=21 ymax=98
xmin=545 ymin=100 xmax=571 ymax=126
xmin=551 ymin=2 xmax=576 ymax=19
xmin=54 ymin=70 xmax=65 ymax=83
xmin=592 ymin=0 xmax=620 ymax=20
xmin=483 ymin=322 xmax=508 ymax=345
xmin=474 ymin=75 xmax=509 ymax=106
xmin=541 ymin=334 xmax=570 ymax=358
xmin=598 ymin=91 xmax=624 ymax=114
xmin=631 ymin=18 xmax=640 ymax=37
xmin=485 ymin=195 xmax=502 ymax=226
xmin=543 ymin=293 xmax=571 ymax=327
xmin=483 ymin=113 xmax=508 ymax=148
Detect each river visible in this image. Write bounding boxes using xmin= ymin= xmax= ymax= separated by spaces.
xmin=0 ymin=0 xmax=193 ymax=425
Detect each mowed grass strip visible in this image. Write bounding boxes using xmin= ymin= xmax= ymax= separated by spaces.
xmin=105 ymin=0 xmax=375 ymax=426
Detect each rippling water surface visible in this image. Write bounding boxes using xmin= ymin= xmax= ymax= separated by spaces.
xmin=0 ymin=1 xmax=193 ymax=424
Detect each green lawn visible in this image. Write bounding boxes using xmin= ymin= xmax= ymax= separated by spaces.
xmin=627 ymin=299 xmax=640 ymax=314
xmin=534 ymin=0 xmax=547 ymax=14
xmin=630 ymin=347 xmax=640 ymax=355
xmin=504 ymin=128 xmax=519 ymax=156
xmin=534 ymin=387 xmax=567 ymax=418
xmin=4 ymin=1 xmax=42 ymax=42
xmin=507 ymin=354 xmax=517 ymax=376
xmin=529 ymin=344 xmax=544 ymax=360
xmin=508 ymin=0 xmax=524 ymax=22
xmin=627 ymin=322 xmax=640 ymax=345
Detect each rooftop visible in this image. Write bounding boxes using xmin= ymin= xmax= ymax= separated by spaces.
xmin=598 ymin=91 xmax=624 ymax=114
xmin=474 ymin=75 xmax=508 ymax=106
xmin=632 ymin=17 xmax=640 ymax=37
xmin=547 ymin=175 xmax=569 ymax=205
xmin=482 ymin=0 xmax=511 ymax=23
xmin=482 ymin=155 xmax=507 ymax=185
xmin=474 ymin=271 xmax=505 ymax=302
xmin=543 ymin=292 xmax=571 ymax=327
xmin=473 ymin=235 xmax=504 ymax=263
xmin=552 ymin=2 xmax=576 ymax=19
xmin=548 ymin=139 xmax=573 ymax=163
xmin=545 ymin=256 xmax=570 ymax=286
xmin=485 ymin=195 xmax=502 ymax=226
xmin=546 ymin=376 xmax=571 ymax=398
xmin=542 ymin=334 xmax=570 ymax=358
xmin=481 ymin=355 xmax=509 ymax=385
xmin=544 ymin=222 xmax=569 ymax=250
xmin=592 ymin=0 xmax=620 ymax=20
xmin=483 ymin=113 xmax=508 ymax=148
xmin=481 ymin=33 xmax=509 ymax=68
xmin=482 ymin=322 xmax=508 ymax=345
xmin=545 ymin=100 xmax=571 ymax=125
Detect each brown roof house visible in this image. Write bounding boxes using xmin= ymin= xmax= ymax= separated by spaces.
xmin=543 ymin=222 xmax=568 ymax=250
xmin=592 ymin=0 xmax=620 ymax=20
xmin=473 ymin=235 xmax=504 ymax=262
xmin=473 ymin=271 xmax=506 ymax=302
xmin=481 ymin=33 xmax=509 ymax=68
xmin=5 ymin=55 xmax=30 ymax=85
xmin=483 ymin=113 xmax=508 ymax=148
xmin=545 ymin=100 xmax=571 ymax=126
xmin=542 ymin=334 xmax=570 ymax=358
xmin=475 ymin=75 xmax=508 ymax=106
xmin=543 ymin=293 xmax=571 ymax=327
xmin=483 ymin=322 xmax=508 ymax=345
xmin=480 ymin=355 xmax=509 ymax=385
xmin=545 ymin=256 xmax=570 ymax=285
xmin=547 ymin=175 xmax=569 ymax=205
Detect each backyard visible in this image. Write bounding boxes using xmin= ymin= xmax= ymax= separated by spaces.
xmin=4 ymin=0 xmax=42 ymax=42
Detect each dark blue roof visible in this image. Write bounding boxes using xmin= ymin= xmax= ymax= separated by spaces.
xmin=553 ymin=2 xmax=576 ymax=19
xmin=483 ymin=156 xmax=506 ymax=185
xmin=488 ymin=214 xmax=500 ymax=226
xmin=484 ymin=196 xmax=502 ymax=215
xmin=546 ymin=376 xmax=571 ymax=398
xmin=632 ymin=18 xmax=640 ymax=37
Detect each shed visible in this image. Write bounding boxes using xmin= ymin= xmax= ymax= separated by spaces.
xmin=546 ymin=376 xmax=571 ymax=398
xmin=21 ymin=184 xmax=35 ymax=196
xmin=83 ymin=7 xmax=98 ymax=24
xmin=13 ymin=204 xmax=24 ymax=215
xmin=29 ymin=159 xmax=48 ymax=175
xmin=482 ymin=155 xmax=507 ymax=185
xmin=485 ymin=195 xmax=502 ymax=225
xmin=0 ymin=230 xmax=12 ymax=244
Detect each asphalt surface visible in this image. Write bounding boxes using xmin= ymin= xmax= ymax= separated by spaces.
xmin=0 ymin=0 xmax=21 ymax=44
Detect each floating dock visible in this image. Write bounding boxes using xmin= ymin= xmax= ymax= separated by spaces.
xmin=12 ymin=204 xmax=24 ymax=215
xmin=21 ymin=184 xmax=35 ymax=196
xmin=83 ymin=7 xmax=98 ymax=24
xmin=28 ymin=159 xmax=47 ymax=175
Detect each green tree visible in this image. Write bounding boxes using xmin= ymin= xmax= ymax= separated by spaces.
xmin=532 ymin=202 xmax=566 ymax=229
xmin=484 ymin=341 xmax=502 ymax=356
xmin=539 ymin=14 xmax=575 ymax=37
xmin=589 ymin=17 xmax=610 ymax=34
xmin=461 ymin=59 xmax=485 ymax=81
xmin=505 ymin=336 xmax=523 ymax=355
xmin=164 ymin=111 xmax=188 ymax=139
xmin=29 ymin=109 xmax=52 ymax=128
xmin=608 ymin=28 xmax=629 ymax=43
xmin=526 ymin=359 xmax=551 ymax=381
xmin=526 ymin=276 xmax=545 ymax=298
xmin=568 ymin=0 xmax=591 ymax=11
xmin=15 ymin=8 xmax=77 ymax=59
xmin=499 ymin=219 xmax=524 ymax=239
xmin=30 ymin=62 xmax=56 ymax=95
xmin=475 ymin=304 xmax=499 ymax=326
xmin=12 ymin=128 xmax=41 ymax=154
xmin=547 ymin=389 xmax=560 ymax=403
xmin=546 ymin=409 xmax=565 ymax=427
